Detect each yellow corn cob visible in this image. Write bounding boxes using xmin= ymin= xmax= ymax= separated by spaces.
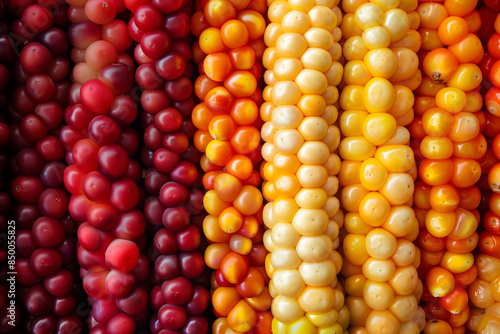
xmin=338 ymin=1 xmax=424 ymax=333
xmin=260 ymin=0 xmax=345 ymax=332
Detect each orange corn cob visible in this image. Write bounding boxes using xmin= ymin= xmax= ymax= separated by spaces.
xmin=191 ymin=0 xmax=272 ymax=333
xmin=412 ymin=0 xmax=484 ymax=332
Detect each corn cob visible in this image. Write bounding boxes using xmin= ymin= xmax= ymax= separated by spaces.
xmin=412 ymin=0 xmax=484 ymax=332
xmin=126 ymin=1 xmax=213 ymax=332
xmin=339 ymin=1 xmax=424 ymax=333
xmin=261 ymin=0 xmax=345 ymax=332
xmin=191 ymin=0 xmax=271 ymax=332
xmin=2 ymin=1 xmax=86 ymax=331
xmin=62 ymin=1 xmax=149 ymax=331
xmin=467 ymin=4 xmax=500 ymax=332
